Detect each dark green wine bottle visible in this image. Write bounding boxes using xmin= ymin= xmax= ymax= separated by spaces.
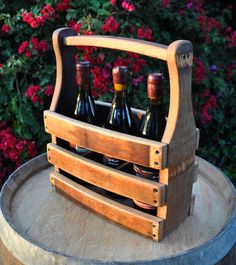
xmin=103 ymin=66 xmax=136 ymax=168
xmin=74 ymin=61 xmax=96 ymax=154
xmin=133 ymin=73 xmax=166 ymax=213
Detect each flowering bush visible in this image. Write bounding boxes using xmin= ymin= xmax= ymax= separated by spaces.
xmin=0 ymin=0 xmax=235 ymax=187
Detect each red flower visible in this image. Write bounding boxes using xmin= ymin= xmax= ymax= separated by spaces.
xmin=122 ymin=1 xmax=135 ymax=12
xmin=161 ymin=0 xmax=170 ymax=7
xmin=0 ymin=64 xmax=3 ymax=68
xmin=197 ymin=15 xmax=206 ymax=31
xmin=67 ymin=20 xmax=82 ymax=33
xmin=25 ymin=51 xmax=32 ymax=58
xmin=131 ymin=58 xmax=146 ymax=73
xmin=45 ymin=85 xmax=54 ymax=96
xmin=1 ymin=24 xmax=10 ymax=33
xmin=137 ymin=26 xmax=153 ymax=41
xmin=41 ymin=4 xmax=55 ymax=20
xmin=18 ymin=41 xmax=28 ymax=54
xmin=225 ymin=30 xmax=236 ymax=48
xmin=38 ymin=40 xmax=49 ymax=52
xmin=200 ymin=94 xmax=217 ymax=125
xmin=193 ymin=57 xmax=205 ymax=84
xmin=22 ymin=12 xmax=38 ymax=28
xmin=199 ymin=88 xmax=210 ymax=99
xmin=101 ymin=16 xmax=119 ymax=33
xmin=56 ymin=0 xmax=70 ymax=12
xmin=207 ymin=18 xmax=222 ymax=31
xmin=25 ymin=85 xmax=43 ymax=104
xmin=110 ymin=0 xmax=117 ymax=5
xmin=114 ymin=57 xmax=130 ymax=67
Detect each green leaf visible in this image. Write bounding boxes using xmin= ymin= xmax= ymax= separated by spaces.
xmin=97 ymin=9 xmax=110 ymax=16
xmin=91 ymin=0 xmax=101 ymax=9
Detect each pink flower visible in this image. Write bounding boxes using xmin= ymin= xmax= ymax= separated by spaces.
xmin=110 ymin=0 xmax=117 ymax=5
xmin=18 ymin=41 xmax=28 ymax=54
xmin=132 ymin=75 xmax=144 ymax=86
xmin=101 ymin=16 xmax=119 ymax=33
xmin=1 ymin=24 xmax=10 ymax=33
xmin=122 ymin=1 xmax=135 ymax=12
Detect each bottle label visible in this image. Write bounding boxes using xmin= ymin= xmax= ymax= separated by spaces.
xmin=103 ymin=155 xmax=121 ymax=168
xmin=114 ymin=84 xmax=127 ymax=91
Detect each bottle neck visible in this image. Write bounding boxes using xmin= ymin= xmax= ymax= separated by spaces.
xmin=148 ymin=98 xmax=163 ymax=111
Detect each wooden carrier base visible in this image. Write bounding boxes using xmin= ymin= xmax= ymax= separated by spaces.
xmin=44 ymin=28 xmax=200 ymax=241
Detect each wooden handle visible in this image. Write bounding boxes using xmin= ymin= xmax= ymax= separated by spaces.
xmin=64 ymin=35 xmax=167 ymax=61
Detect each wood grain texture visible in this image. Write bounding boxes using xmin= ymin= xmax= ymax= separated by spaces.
xmin=47 ymin=143 xmax=166 ymax=207
xmin=162 ymin=40 xmax=197 ymax=167
xmin=64 ymin=35 xmax=167 ymax=61
xmin=0 ymin=154 xmax=236 ymax=264
xmin=44 ymin=110 xmax=167 ymax=170
xmin=50 ymin=171 xmax=164 ymax=241
xmin=51 ymin=28 xmax=77 ymax=115
xmin=158 ymin=162 xmax=197 ymax=234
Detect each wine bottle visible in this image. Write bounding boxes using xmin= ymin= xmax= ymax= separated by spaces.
xmin=133 ymin=73 xmax=166 ymax=214
xmin=103 ymin=66 xmax=136 ymax=168
xmin=73 ymin=60 xmax=96 ymax=154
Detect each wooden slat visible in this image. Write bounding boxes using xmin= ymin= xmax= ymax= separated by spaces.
xmin=47 ymin=143 xmax=166 ymax=207
xmin=64 ymin=35 xmax=167 ymax=61
xmin=50 ymin=171 xmax=164 ymax=241
xmin=44 ymin=110 xmax=167 ymax=170
xmin=158 ymin=162 xmax=196 ymax=234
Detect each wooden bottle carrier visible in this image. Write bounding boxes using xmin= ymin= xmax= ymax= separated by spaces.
xmin=44 ymin=28 xmax=199 ymax=241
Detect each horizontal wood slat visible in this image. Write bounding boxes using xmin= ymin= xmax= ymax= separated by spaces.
xmin=47 ymin=143 xmax=166 ymax=207
xmin=64 ymin=35 xmax=167 ymax=61
xmin=50 ymin=171 xmax=165 ymax=241
xmin=44 ymin=110 xmax=168 ymax=170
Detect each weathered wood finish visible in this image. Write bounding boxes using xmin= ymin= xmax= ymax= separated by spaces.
xmin=46 ymin=28 xmax=199 ymax=240
xmin=0 ymin=154 xmax=236 ymax=264
xmin=50 ymin=171 xmax=164 ymax=241
xmin=47 ymin=143 xmax=166 ymax=207
xmin=44 ymin=110 xmax=167 ymax=170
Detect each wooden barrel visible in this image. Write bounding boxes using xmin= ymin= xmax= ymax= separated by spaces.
xmin=0 ymin=154 xmax=235 ymax=265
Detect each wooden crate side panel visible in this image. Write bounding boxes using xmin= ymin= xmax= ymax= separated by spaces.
xmin=51 ymin=28 xmax=77 ymax=116
xmin=50 ymin=171 xmax=164 ymax=241
xmin=162 ymin=41 xmax=197 ymax=167
xmin=47 ymin=143 xmax=166 ymax=207
xmin=44 ymin=110 xmax=167 ymax=170
xmin=157 ymin=162 xmax=197 ymax=235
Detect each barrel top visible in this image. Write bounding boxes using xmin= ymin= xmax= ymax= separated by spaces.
xmin=0 ymin=154 xmax=236 ymax=265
